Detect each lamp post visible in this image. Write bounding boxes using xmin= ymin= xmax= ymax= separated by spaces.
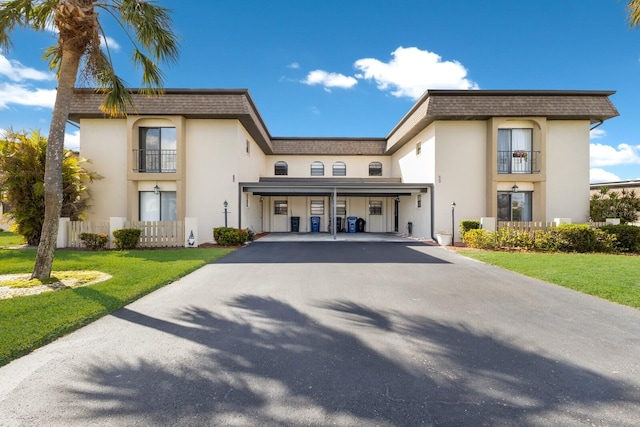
xmin=223 ymin=200 xmax=228 ymax=227
xmin=451 ymin=201 xmax=456 ymax=246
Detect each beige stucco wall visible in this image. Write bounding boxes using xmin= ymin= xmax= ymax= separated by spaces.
xmin=237 ymin=128 xmax=267 ymax=233
xmin=546 ymin=120 xmax=591 ymax=222
xmin=79 ymin=118 xmax=128 ymax=220
xmin=264 ymin=155 xmax=390 ymax=178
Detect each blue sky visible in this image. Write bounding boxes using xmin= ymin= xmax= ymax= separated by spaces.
xmin=1 ymin=0 xmax=640 ymax=183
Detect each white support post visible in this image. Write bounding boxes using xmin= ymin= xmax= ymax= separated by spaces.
xmin=185 ymin=217 xmax=198 ymax=248
xmin=57 ymin=217 xmax=70 ymax=248
xmin=480 ymin=217 xmax=497 ymax=232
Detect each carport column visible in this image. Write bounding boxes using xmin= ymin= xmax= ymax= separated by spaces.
xmin=333 ymin=187 xmax=337 ymax=240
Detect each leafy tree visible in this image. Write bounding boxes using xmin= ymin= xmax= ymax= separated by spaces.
xmin=0 ymin=130 xmax=100 ymax=245
xmin=0 ymin=0 xmax=179 ymax=278
xmin=590 ymin=187 xmax=640 ymax=224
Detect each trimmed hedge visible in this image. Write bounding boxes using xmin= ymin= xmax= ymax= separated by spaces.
xmin=463 ymin=224 xmax=617 ymax=253
xmin=599 ymin=224 xmax=640 ymax=253
xmin=112 ymin=228 xmax=142 ymax=250
xmin=459 ymin=220 xmax=481 ymax=236
xmin=213 ymin=227 xmax=249 ymax=246
xmin=79 ymin=232 xmax=108 ymax=250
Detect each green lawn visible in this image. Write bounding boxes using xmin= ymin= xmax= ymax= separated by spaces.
xmin=0 ymin=247 xmax=233 ymax=366
xmin=462 ymin=251 xmax=640 ymax=309
xmin=0 ymin=231 xmax=26 ymax=247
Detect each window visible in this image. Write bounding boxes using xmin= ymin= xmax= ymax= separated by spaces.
xmin=246 ymin=139 xmax=250 ymax=155
xmin=274 ymin=161 xmax=288 ymax=176
xmin=417 ymin=194 xmax=422 ymax=208
xmin=369 ymin=200 xmax=383 ymax=215
xmin=416 ymin=142 xmax=422 ymax=156
xmin=498 ymin=128 xmax=533 ymax=174
xmin=369 ymin=162 xmax=382 ymax=176
xmin=274 ymin=200 xmax=288 ymax=215
xmin=336 ymin=200 xmax=346 ymax=216
xmin=332 ymin=161 xmax=346 ymax=176
xmin=310 ymin=200 xmax=324 ymax=215
xmin=497 ymin=192 xmax=532 ymax=221
xmin=311 ymin=161 xmax=324 ymax=176
xmin=139 ymin=191 xmax=176 ymax=221
xmin=138 ymin=127 xmax=177 ymax=173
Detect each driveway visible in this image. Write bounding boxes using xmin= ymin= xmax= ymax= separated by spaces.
xmin=1 ymin=239 xmax=640 ymax=426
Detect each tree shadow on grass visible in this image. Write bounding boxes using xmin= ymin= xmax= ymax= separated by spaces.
xmin=63 ymin=296 xmax=640 ymax=426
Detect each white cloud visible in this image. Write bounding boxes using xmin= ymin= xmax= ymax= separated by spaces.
xmin=287 ymin=62 xmax=300 ymax=69
xmin=590 ymin=143 xmax=640 ymax=167
xmin=65 ymin=129 xmax=80 ymax=151
xmin=303 ymin=70 xmax=358 ymax=91
xmin=0 ymin=54 xmax=54 ymax=82
xmin=590 ymin=168 xmax=621 ymax=183
xmin=590 ymin=128 xmax=606 ymax=139
xmin=100 ymin=35 xmax=121 ymax=52
xmin=354 ymin=46 xmax=478 ymax=100
xmin=0 ymin=82 xmax=56 ymax=109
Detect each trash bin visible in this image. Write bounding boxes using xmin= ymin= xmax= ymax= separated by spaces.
xmin=407 ymin=221 xmax=413 ymax=235
xmin=335 ymin=217 xmax=343 ymax=233
xmin=311 ymin=216 xmax=321 ymax=232
xmin=347 ymin=216 xmax=358 ymax=233
xmin=356 ymin=218 xmax=366 ymax=232
xmin=291 ymin=216 xmax=300 ymax=232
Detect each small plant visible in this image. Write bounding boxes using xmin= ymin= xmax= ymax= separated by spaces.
xmin=513 ymin=150 xmax=528 ymax=160
xmin=460 ymin=220 xmax=481 ymax=236
xmin=112 ymin=228 xmax=142 ymax=250
xmin=213 ymin=227 xmax=249 ymax=246
xmin=79 ymin=232 xmax=108 ymax=250
xmin=463 ymin=229 xmax=496 ymax=249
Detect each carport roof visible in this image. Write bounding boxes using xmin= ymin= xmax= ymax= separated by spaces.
xmin=241 ymin=179 xmax=430 ymax=197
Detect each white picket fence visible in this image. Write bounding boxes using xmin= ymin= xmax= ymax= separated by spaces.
xmin=125 ymin=220 xmax=184 ymax=248
xmin=497 ymin=221 xmax=612 ymax=232
xmin=67 ymin=221 xmax=110 ymax=248
xmin=67 ymin=220 xmax=184 ymax=248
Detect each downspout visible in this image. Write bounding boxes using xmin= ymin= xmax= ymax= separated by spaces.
xmin=590 ymin=120 xmax=604 ymax=131
xmin=428 ymin=184 xmax=436 ymax=241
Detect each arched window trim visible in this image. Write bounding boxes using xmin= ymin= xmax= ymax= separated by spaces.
xmin=369 ymin=162 xmax=383 ymax=176
xmin=311 ymin=161 xmax=324 ymax=176
xmin=332 ymin=161 xmax=346 ymax=176
xmin=274 ymin=161 xmax=288 ymax=176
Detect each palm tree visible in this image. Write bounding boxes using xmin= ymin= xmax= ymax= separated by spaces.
xmin=0 ymin=0 xmax=179 ymax=279
xmin=626 ymin=0 xmax=640 ymax=27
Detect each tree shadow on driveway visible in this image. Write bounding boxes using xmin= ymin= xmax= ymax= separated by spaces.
xmin=63 ymin=296 xmax=640 ymax=426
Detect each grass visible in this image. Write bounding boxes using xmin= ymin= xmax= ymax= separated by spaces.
xmin=0 ymin=231 xmax=26 ymax=247
xmin=0 ymin=247 xmax=233 ymax=367
xmin=462 ymin=250 xmax=640 ymax=309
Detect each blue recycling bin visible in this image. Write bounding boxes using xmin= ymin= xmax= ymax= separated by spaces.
xmin=347 ymin=216 xmax=358 ymax=233
xmin=311 ymin=216 xmax=321 ymax=232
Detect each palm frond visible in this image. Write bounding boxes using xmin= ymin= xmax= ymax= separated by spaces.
xmin=132 ymin=48 xmax=165 ymax=92
xmin=95 ymin=64 xmax=136 ymax=117
xmin=627 ymin=0 xmax=640 ymax=27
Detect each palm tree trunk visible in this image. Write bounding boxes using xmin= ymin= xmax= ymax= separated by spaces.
xmin=32 ymin=48 xmax=82 ymax=280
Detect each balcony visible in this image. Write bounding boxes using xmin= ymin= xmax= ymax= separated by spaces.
xmin=133 ymin=149 xmax=177 ymax=173
xmin=498 ymin=150 xmax=540 ymax=174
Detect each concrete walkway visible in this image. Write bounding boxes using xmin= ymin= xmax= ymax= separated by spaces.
xmin=1 ymin=239 xmax=640 ymax=426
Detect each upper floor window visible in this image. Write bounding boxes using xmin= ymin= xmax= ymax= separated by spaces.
xmin=369 ymin=162 xmax=382 ymax=176
xmin=417 ymin=194 xmax=422 ymax=208
xmin=136 ymin=127 xmax=177 ymax=173
xmin=246 ymin=139 xmax=250 ymax=155
xmin=498 ymin=128 xmax=539 ymax=174
xmin=332 ymin=161 xmax=346 ymax=176
xmin=311 ymin=161 xmax=324 ymax=176
xmin=416 ymin=142 xmax=422 ymax=156
xmin=274 ymin=161 xmax=288 ymax=176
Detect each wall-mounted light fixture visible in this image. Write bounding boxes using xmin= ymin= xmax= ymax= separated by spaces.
xmin=154 ymin=183 xmax=160 ymax=195
xmin=512 ymin=184 xmax=519 ymax=193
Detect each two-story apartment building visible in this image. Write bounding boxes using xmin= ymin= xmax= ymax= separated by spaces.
xmin=68 ymin=89 xmax=618 ymax=244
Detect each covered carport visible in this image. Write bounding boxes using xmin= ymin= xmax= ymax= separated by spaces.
xmin=239 ymin=178 xmax=432 ymax=239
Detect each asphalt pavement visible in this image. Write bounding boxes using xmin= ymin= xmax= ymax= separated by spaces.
xmin=1 ymin=237 xmax=639 ymax=426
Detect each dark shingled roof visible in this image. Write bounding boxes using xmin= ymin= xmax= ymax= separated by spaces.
xmin=69 ymin=88 xmax=619 ymax=156
xmin=271 ymin=138 xmax=387 ymax=155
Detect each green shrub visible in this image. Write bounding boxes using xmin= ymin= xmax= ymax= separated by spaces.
xmin=112 ymin=228 xmax=142 ymax=250
xmin=600 ymin=224 xmax=640 ymax=253
xmin=213 ymin=227 xmax=248 ymax=246
xmin=548 ymin=224 xmax=615 ymax=253
xmin=496 ymin=228 xmax=535 ymax=250
xmin=463 ymin=229 xmax=496 ymax=249
xmin=460 ymin=220 xmax=481 ymax=236
xmin=79 ymin=232 xmax=108 ymax=250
